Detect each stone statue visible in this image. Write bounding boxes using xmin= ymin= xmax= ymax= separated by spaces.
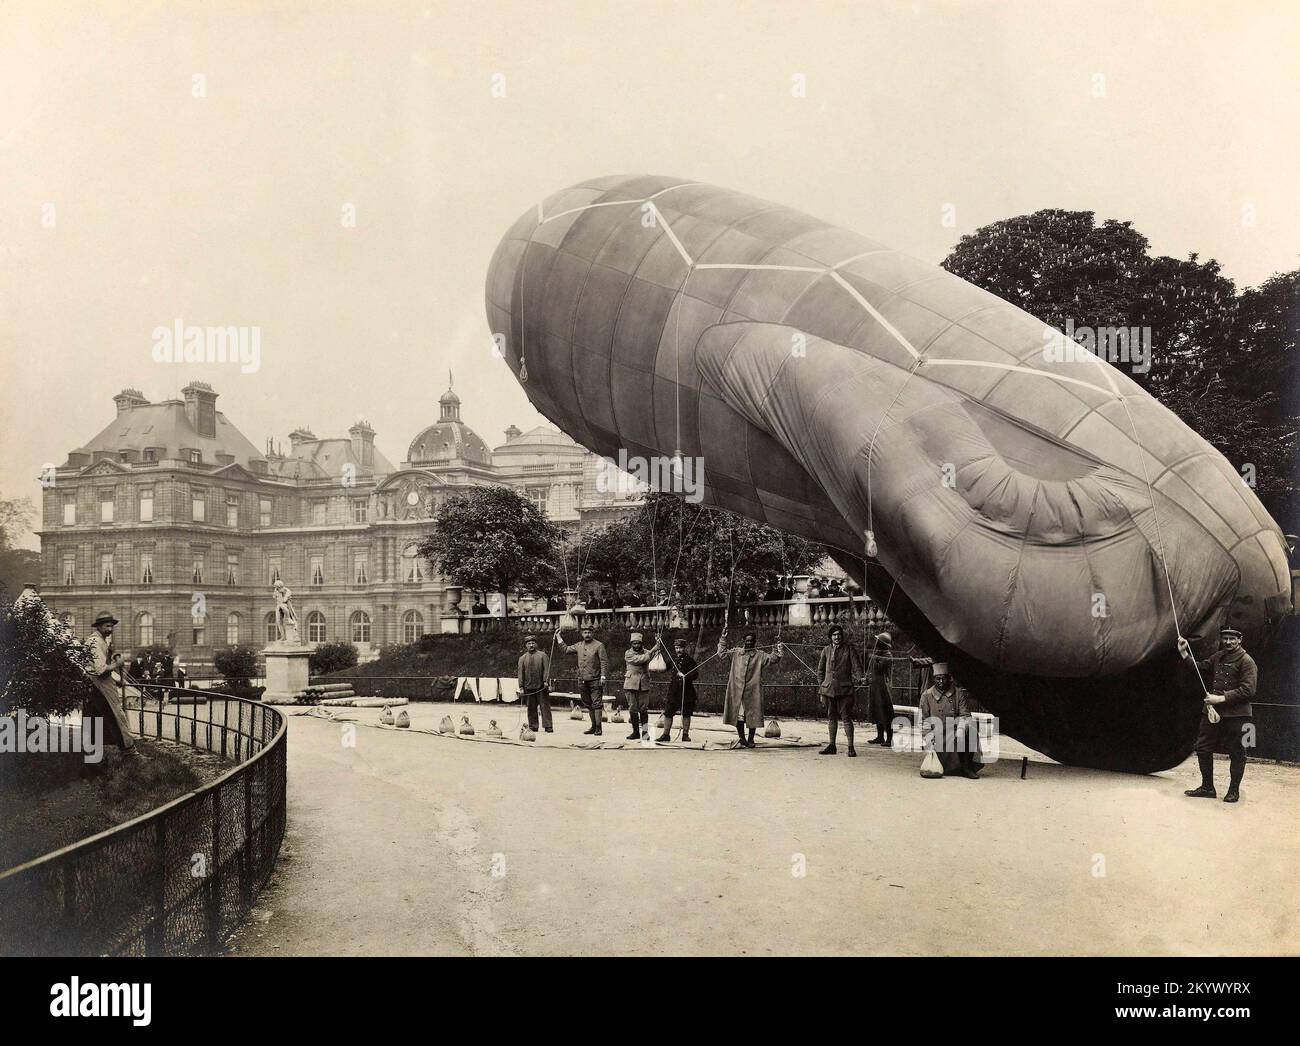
xmin=273 ymin=579 xmax=300 ymax=644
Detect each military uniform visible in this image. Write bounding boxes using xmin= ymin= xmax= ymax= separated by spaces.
xmin=556 ymin=635 xmax=608 ymax=732
xmin=1186 ymin=631 xmax=1257 ymax=801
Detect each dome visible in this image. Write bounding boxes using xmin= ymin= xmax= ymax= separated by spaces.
xmin=407 ymin=420 xmax=492 ymax=466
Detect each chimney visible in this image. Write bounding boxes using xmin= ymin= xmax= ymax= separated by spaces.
xmin=504 ymin=424 xmax=522 ymax=441
xmin=182 ymin=382 xmax=218 ymax=438
xmin=288 ymin=427 xmax=316 ymax=452
xmin=113 ymin=388 xmax=149 ymax=415
xmin=349 ymin=419 xmax=376 ymax=468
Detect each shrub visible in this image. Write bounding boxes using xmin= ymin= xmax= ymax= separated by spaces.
xmin=0 ymin=592 xmax=95 ymax=719
xmin=212 ymin=644 xmax=259 ymax=687
xmin=310 ymin=641 xmax=358 ymax=676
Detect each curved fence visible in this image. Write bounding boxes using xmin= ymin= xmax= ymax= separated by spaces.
xmin=0 ymin=689 xmax=286 ymax=956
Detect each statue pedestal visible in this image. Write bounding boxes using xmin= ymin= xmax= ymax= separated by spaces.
xmin=441 ymin=613 xmax=466 ymax=635
xmin=263 ymin=643 xmax=314 ymax=703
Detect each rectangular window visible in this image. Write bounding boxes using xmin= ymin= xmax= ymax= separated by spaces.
xmin=192 ymin=557 xmax=204 ymax=585
xmin=100 ymin=553 xmax=114 ymax=585
xmin=139 ymin=488 xmax=154 ymax=522
xmin=192 ymin=489 xmax=206 ymax=522
xmin=193 ymin=625 xmax=206 ymax=647
xmin=62 ymin=553 xmax=75 ymax=585
xmin=405 ymin=557 xmax=424 ymax=583
xmin=143 ymin=448 xmax=156 ymax=463
xmin=312 ymin=500 xmax=327 ymax=525
xmin=226 ymin=552 xmax=238 ymax=585
xmin=188 ymin=449 xmax=201 ymax=464
xmin=226 ymin=496 xmax=239 ymax=528
xmin=63 ymin=496 xmax=76 ymax=526
xmin=140 ymin=553 xmax=153 ymax=584
xmin=352 ymin=499 xmax=368 ymax=523
xmin=268 ymin=554 xmax=282 ymax=584
xmin=259 ymin=497 xmax=272 ymax=527
xmin=100 ymin=495 xmax=114 ymax=523
xmin=310 ymin=555 xmax=324 ymax=586
xmin=354 ymin=554 xmax=368 ymax=585
xmin=528 ymin=488 xmax=548 ymax=515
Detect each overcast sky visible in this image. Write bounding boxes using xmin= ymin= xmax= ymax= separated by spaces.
xmin=3 ymin=0 xmax=1297 ymax=548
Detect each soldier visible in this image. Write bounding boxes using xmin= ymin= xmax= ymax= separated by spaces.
xmin=718 ymin=628 xmax=782 ymax=748
xmin=918 ymin=662 xmax=982 ymax=779
xmin=516 ymin=634 xmax=553 ymax=733
xmin=556 ymin=621 xmax=609 ymax=735
xmin=815 ymin=624 xmax=865 ymax=756
xmin=1178 ymin=627 xmax=1258 ymax=803
xmin=660 ymin=636 xmax=699 ymax=742
xmin=85 ymin=612 xmax=135 ymax=752
xmin=622 ymin=632 xmax=656 ymax=739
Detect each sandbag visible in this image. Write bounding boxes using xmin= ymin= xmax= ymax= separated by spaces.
xmin=439 ymin=715 xmax=455 ymax=734
xmin=486 ymin=719 xmax=503 ymax=737
xmin=648 ymin=651 xmax=668 ymax=673
xmin=459 ymin=715 xmax=475 ymax=735
xmin=764 ymin=719 xmax=781 ymax=738
xmin=520 ymin=724 xmax=536 ymax=742
xmin=380 ymin=707 xmax=395 ymax=726
xmin=395 ymin=710 xmax=410 ymax=729
xmin=569 ymin=704 xmax=584 ymax=720
xmin=920 ymin=750 xmax=944 ymax=778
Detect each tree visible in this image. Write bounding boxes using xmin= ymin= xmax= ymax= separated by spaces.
xmin=563 ymin=492 xmax=826 ymax=611
xmin=213 ymin=645 xmax=258 ymax=688
xmin=417 ymin=486 xmax=563 ymax=622
xmin=309 ymin=641 xmax=358 ymax=676
xmin=565 ymin=516 xmax=644 ymax=598
xmin=0 ymin=496 xmax=40 ymax=598
xmin=0 ymin=592 xmax=94 ymax=719
xmin=942 ymin=212 xmax=1299 ymax=531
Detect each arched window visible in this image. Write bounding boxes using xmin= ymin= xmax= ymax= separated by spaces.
xmin=137 ymin=611 xmax=154 ymax=647
xmin=226 ymin=611 xmax=240 ymax=645
xmin=402 ymin=610 xmax=424 ymax=643
xmin=350 ymin=610 xmax=371 ymax=644
xmin=306 ymin=611 xmax=327 ymax=643
xmin=265 ymin=612 xmax=278 ymax=643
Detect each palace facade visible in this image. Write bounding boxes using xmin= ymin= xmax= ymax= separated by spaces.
xmin=38 ymin=380 xmax=641 ymax=669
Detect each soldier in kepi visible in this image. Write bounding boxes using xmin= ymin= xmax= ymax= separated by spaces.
xmin=85 ymin=612 xmax=136 ymax=752
xmin=556 ymin=621 xmax=609 ymax=736
xmin=1178 ymin=627 xmax=1258 ymax=804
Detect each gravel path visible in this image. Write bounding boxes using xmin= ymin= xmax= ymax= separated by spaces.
xmin=228 ymin=703 xmax=1300 ymax=956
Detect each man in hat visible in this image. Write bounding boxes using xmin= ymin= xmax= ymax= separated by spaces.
xmin=86 ymin=612 xmax=135 ymax=751
xmin=918 ymin=662 xmax=981 ymax=779
xmin=516 ymin=634 xmax=553 ymax=733
xmin=556 ymin=621 xmax=609 ymax=735
xmin=1178 ymin=627 xmax=1258 ymax=803
xmin=718 ymin=627 xmax=783 ymax=748
xmin=660 ymin=636 xmax=699 ymax=742
xmin=815 ymin=624 xmax=865 ymax=756
xmin=622 ymin=632 xmax=657 ymax=740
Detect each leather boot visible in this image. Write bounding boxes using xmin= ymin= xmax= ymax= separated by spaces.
xmin=626 ymin=713 xmax=640 ymax=740
xmin=657 ymin=714 xmax=673 ymax=743
xmin=583 ymin=703 xmax=598 ymax=734
xmin=1184 ymin=753 xmax=1216 ymax=797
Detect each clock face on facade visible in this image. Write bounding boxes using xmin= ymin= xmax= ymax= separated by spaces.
xmin=394 ymin=477 xmax=438 ymax=519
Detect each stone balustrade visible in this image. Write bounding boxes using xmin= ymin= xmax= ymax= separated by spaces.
xmin=462 ymin=596 xmax=894 ymax=634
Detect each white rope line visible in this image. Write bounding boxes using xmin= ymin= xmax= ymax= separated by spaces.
xmin=1116 ymin=396 xmax=1210 ymax=696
